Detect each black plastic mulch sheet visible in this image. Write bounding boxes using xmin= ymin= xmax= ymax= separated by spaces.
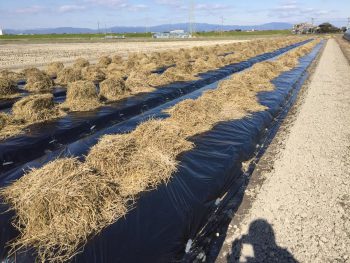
xmin=344 ymin=30 xmax=350 ymax=41
xmin=0 ymin=41 xmax=323 ymax=263
xmin=0 ymin=40 xmax=311 ymax=174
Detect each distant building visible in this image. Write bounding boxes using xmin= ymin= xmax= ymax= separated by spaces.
xmin=292 ymin=23 xmax=316 ymax=34
xmin=153 ymin=30 xmax=192 ymax=39
xmin=0 ymin=28 xmax=4 ymax=36
xmin=104 ymin=35 xmax=125 ymax=39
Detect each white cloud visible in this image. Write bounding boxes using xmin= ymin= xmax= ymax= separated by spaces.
xmin=128 ymin=4 xmax=148 ymax=11
xmin=15 ymin=5 xmax=46 ymax=14
xmin=269 ymin=1 xmax=332 ymax=20
xmin=196 ymin=4 xmax=232 ymax=11
xmin=84 ymin=0 xmax=147 ymax=11
xmin=58 ymin=5 xmax=86 ymax=13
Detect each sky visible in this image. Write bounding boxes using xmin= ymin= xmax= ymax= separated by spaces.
xmin=0 ymin=0 xmax=349 ymax=29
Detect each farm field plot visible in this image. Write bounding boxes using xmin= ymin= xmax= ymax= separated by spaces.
xmin=0 ymin=37 xmax=323 ymax=262
xmin=0 ymin=39 xmax=246 ymax=71
xmin=0 ymin=37 xmax=306 ymax=143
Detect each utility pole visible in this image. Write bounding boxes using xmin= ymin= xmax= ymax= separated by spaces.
xmin=188 ymin=0 xmax=195 ymax=36
xmin=97 ymin=21 xmax=100 ymax=34
xmin=221 ymin=16 xmax=224 ymax=36
xmin=311 ymin=17 xmax=315 ymax=26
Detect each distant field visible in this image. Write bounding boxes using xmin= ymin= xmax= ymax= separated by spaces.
xmin=194 ymin=30 xmax=291 ymax=37
xmin=0 ymin=30 xmax=292 ymax=43
xmin=0 ymin=39 xmax=248 ymax=71
xmin=0 ymin=32 xmax=153 ymax=40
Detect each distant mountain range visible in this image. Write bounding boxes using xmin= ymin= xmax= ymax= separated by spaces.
xmin=4 ymin=22 xmax=293 ymax=35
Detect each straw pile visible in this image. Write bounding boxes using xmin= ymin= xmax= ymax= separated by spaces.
xmin=111 ymin=54 xmax=123 ymax=64
xmin=99 ymin=77 xmax=129 ymax=101
xmin=125 ymin=70 xmax=155 ymax=93
xmin=22 ymin=68 xmax=43 ymax=79
xmin=25 ymin=72 xmax=54 ymax=92
xmin=0 ymin=70 xmax=24 ymax=82
xmin=61 ymin=80 xmax=101 ymax=111
xmin=73 ymin=58 xmax=90 ymax=68
xmin=0 ymin=77 xmax=18 ymax=99
xmin=107 ymin=63 xmax=125 ymax=73
xmin=0 ymin=113 xmax=9 ymax=130
xmin=147 ymin=73 xmax=172 ymax=87
xmin=97 ymin=56 xmax=112 ymax=67
xmin=46 ymin=62 xmax=64 ymax=77
xmin=86 ymin=119 xmax=193 ymax=198
xmin=0 ymin=158 xmax=128 ymax=263
xmin=12 ymin=94 xmax=60 ymax=122
xmin=0 ymin=94 xmax=64 ymax=140
xmin=81 ymin=66 xmax=106 ymax=82
xmin=56 ymin=67 xmax=82 ymax=86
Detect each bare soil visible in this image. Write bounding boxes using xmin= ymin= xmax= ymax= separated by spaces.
xmin=215 ymin=39 xmax=350 ymax=262
xmin=0 ymin=40 xmax=246 ymax=71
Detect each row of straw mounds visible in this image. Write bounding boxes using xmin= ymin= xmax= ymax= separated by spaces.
xmin=0 ymin=37 xmax=309 ymax=139
xmin=0 ymin=39 xmax=319 ymax=262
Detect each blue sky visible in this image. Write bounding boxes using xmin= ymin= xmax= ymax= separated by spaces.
xmin=0 ymin=0 xmax=349 ymax=29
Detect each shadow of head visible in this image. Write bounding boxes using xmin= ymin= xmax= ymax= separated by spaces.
xmin=227 ymin=219 xmax=298 ymax=263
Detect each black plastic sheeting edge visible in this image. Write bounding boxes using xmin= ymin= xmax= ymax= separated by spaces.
xmin=0 ymin=40 xmax=311 ymax=174
xmin=184 ymin=41 xmax=325 ymax=263
xmin=0 ymin=41 xmax=323 ymax=262
xmin=344 ymin=31 xmax=350 ymax=41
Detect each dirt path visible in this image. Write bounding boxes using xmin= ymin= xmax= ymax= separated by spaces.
xmin=215 ymin=39 xmax=350 ymax=262
xmin=0 ymin=40 xmax=244 ymax=71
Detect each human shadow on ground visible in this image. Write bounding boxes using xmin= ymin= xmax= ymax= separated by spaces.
xmin=226 ymin=219 xmax=298 ymax=263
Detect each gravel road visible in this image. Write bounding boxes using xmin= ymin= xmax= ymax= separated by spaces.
xmin=215 ymin=38 xmax=350 ymax=262
xmin=0 ymin=40 xmax=244 ymax=71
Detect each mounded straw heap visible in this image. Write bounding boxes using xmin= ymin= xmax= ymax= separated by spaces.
xmin=99 ymin=77 xmax=129 ymax=101
xmin=81 ymin=66 xmax=106 ymax=82
xmin=25 ymin=71 xmax=54 ymax=92
xmin=12 ymin=94 xmax=60 ymax=122
xmin=97 ymin=56 xmax=112 ymax=67
xmin=0 ymin=94 xmax=63 ymax=140
xmin=0 ymin=77 xmax=18 ymax=99
xmin=22 ymin=68 xmax=43 ymax=79
xmin=56 ymin=67 xmax=82 ymax=86
xmin=61 ymin=80 xmax=101 ymax=111
xmin=0 ymin=40 xmax=319 ymax=262
xmin=0 ymin=113 xmax=9 ymax=130
xmin=0 ymin=70 xmax=24 ymax=83
xmin=125 ymin=70 xmax=155 ymax=93
xmin=73 ymin=58 xmax=90 ymax=68
xmin=46 ymin=62 xmax=64 ymax=77
xmin=0 ymin=158 xmax=128 ymax=263
xmin=111 ymin=54 xmax=123 ymax=64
